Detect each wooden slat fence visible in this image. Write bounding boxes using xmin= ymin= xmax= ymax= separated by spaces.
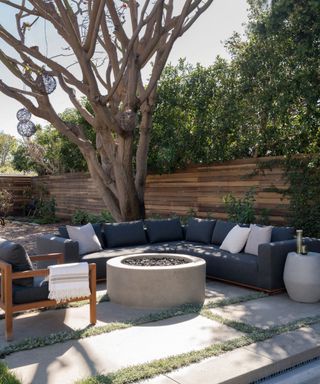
xmin=33 ymin=173 xmax=104 ymax=218
xmin=0 ymin=175 xmax=33 ymax=214
xmin=31 ymin=156 xmax=289 ymax=224
xmin=145 ymin=157 xmax=288 ymax=224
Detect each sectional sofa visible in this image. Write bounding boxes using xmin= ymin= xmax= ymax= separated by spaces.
xmin=37 ymin=218 xmax=320 ymax=293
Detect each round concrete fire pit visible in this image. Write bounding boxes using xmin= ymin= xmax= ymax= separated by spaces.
xmin=107 ymin=253 xmax=206 ymax=308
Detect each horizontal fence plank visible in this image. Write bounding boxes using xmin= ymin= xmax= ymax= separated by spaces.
xmin=1 ymin=157 xmax=291 ymax=224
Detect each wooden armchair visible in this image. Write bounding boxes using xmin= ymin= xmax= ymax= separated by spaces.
xmin=0 ymin=252 xmax=96 ymax=341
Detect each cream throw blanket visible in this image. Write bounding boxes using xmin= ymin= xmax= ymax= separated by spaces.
xmin=48 ymin=262 xmax=91 ymax=302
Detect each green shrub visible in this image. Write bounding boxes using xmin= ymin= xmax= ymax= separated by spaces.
xmin=285 ymin=156 xmax=320 ymax=237
xmin=72 ymin=209 xmax=114 ymax=225
xmin=0 ymin=189 xmax=13 ymax=218
xmin=34 ymin=197 xmax=57 ymax=224
xmin=223 ymin=188 xmax=256 ymax=224
xmin=72 ymin=210 xmax=90 ymax=225
xmin=99 ymin=210 xmax=114 ymax=223
xmin=0 ymin=361 xmax=21 ymax=384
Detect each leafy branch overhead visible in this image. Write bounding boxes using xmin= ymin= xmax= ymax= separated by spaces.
xmin=0 ymin=0 xmax=214 ymax=221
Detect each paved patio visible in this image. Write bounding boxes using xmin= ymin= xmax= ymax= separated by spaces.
xmin=1 ymin=222 xmax=320 ymax=383
xmin=1 ymin=280 xmax=320 ymax=384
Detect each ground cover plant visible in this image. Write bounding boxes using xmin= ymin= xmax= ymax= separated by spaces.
xmin=0 ymin=361 xmax=20 ymax=384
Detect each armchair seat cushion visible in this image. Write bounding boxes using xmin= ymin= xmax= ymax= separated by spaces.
xmin=12 ymin=281 xmax=49 ymax=305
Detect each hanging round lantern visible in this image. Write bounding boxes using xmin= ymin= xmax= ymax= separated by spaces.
xmin=16 ymin=108 xmax=32 ymax=122
xmin=36 ymin=73 xmax=57 ymax=95
xmin=119 ymin=109 xmax=137 ymax=132
xmin=17 ymin=121 xmax=36 ymax=137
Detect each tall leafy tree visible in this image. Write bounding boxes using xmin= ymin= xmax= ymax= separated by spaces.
xmin=149 ymin=58 xmax=251 ymax=173
xmin=0 ymin=131 xmax=16 ymax=167
xmin=0 ymin=0 xmax=214 ymax=221
xmin=226 ymin=0 xmax=320 ymax=156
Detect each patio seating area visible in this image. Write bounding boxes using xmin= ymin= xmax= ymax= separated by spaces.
xmin=1 ymin=222 xmax=320 ymax=384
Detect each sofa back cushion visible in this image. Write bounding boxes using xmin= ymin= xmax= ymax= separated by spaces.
xmin=271 ymin=226 xmax=295 ymax=242
xmin=66 ymin=223 xmax=103 ymax=255
xmin=211 ymin=220 xmax=237 ymax=245
xmin=0 ymin=238 xmax=33 ymax=287
xmin=186 ymin=218 xmax=216 ymax=244
xmin=58 ymin=225 xmax=69 ymax=239
xmin=145 ymin=218 xmax=183 ymax=243
xmin=60 ymin=223 xmax=105 ymax=247
xmin=103 ymin=220 xmax=147 ymax=248
xmin=244 ymin=224 xmax=273 ymax=255
xmin=220 ymin=225 xmax=251 ymax=254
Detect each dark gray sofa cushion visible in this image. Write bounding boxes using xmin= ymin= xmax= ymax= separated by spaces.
xmin=58 ymin=225 xmax=69 ymax=239
xmin=186 ymin=218 xmax=216 ymax=244
xmin=144 ymin=218 xmax=183 ymax=243
xmin=59 ymin=223 xmax=104 ymax=247
xmin=103 ymin=221 xmax=147 ymax=248
xmin=0 ymin=238 xmax=33 ymax=287
xmin=178 ymin=242 xmax=258 ymax=287
xmin=211 ymin=220 xmax=236 ymax=245
xmin=12 ymin=281 xmax=49 ymax=305
xmin=271 ymin=226 xmax=295 ymax=242
xmin=83 ymin=242 xmax=184 ymax=279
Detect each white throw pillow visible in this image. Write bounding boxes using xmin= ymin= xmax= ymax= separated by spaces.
xmin=220 ymin=225 xmax=251 ymax=254
xmin=244 ymin=224 xmax=273 ymax=256
xmin=66 ymin=223 xmax=102 ymax=255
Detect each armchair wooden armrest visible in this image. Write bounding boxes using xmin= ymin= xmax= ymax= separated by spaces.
xmin=12 ymin=269 xmax=50 ymax=279
xmin=0 ymin=258 xmax=96 ymax=341
xmin=30 ymin=252 xmax=64 ymax=264
xmin=0 ymin=259 xmax=11 ymax=274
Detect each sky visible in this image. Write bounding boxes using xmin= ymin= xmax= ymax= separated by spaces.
xmin=0 ymin=0 xmax=249 ymax=138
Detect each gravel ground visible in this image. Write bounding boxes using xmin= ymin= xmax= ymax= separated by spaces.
xmin=0 ymin=220 xmax=61 ymax=255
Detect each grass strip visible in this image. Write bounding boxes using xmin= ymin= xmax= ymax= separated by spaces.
xmin=205 ymin=292 xmax=267 ymax=310
xmin=0 ymin=294 xmax=109 ymax=321
xmin=76 ymin=336 xmax=257 ymax=384
xmin=77 ymin=315 xmax=320 ymax=384
xmin=0 ymin=293 xmax=263 ymax=358
xmin=0 ymin=304 xmax=202 ymax=359
xmin=0 ymin=361 xmax=20 ymax=384
xmin=0 ymin=322 xmax=130 ymax=359
xmin=200 ymin=308 xmax=261 ymax=334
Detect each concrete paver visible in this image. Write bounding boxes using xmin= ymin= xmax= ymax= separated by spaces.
xmin=205 ymin=280 xmax=253 ymax=304
xmin=7 ymin=314 xmax=243 ymax=384
xmin=160 ymin=348 xmax=274 ymax=384
xmin=143 ymin=328 xmax=320 ymax=384
xmin=3 ymin=281 xmax=320 ymax=384
xmin=0 ymin=280 xmax=249 ymax=345
xmin=244 ymin=327 xmax=320 ymax=363
xmin=137 ymin=375 xmax=178 ymax=384
xmin=0 ymin=300 xmax=162 ymax=346
xmin=210 ymin=293 xmax=320 ymax=329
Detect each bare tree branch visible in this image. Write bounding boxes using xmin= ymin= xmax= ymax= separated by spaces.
xmin=84 ymin=0 xmax=105 ymax=58
xmin=0 ymin=0 xmax=214 ymax=221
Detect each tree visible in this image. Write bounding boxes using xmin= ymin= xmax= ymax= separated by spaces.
xmin=0 ymin=0 xmax=214 ymax=221
xmin=0 ymin=131 xmax=16 ymax=167
xmin=149 ymin=58 xmax=252 ymax=173
xmin=226 ymin=0 xmax=320 ymax=157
